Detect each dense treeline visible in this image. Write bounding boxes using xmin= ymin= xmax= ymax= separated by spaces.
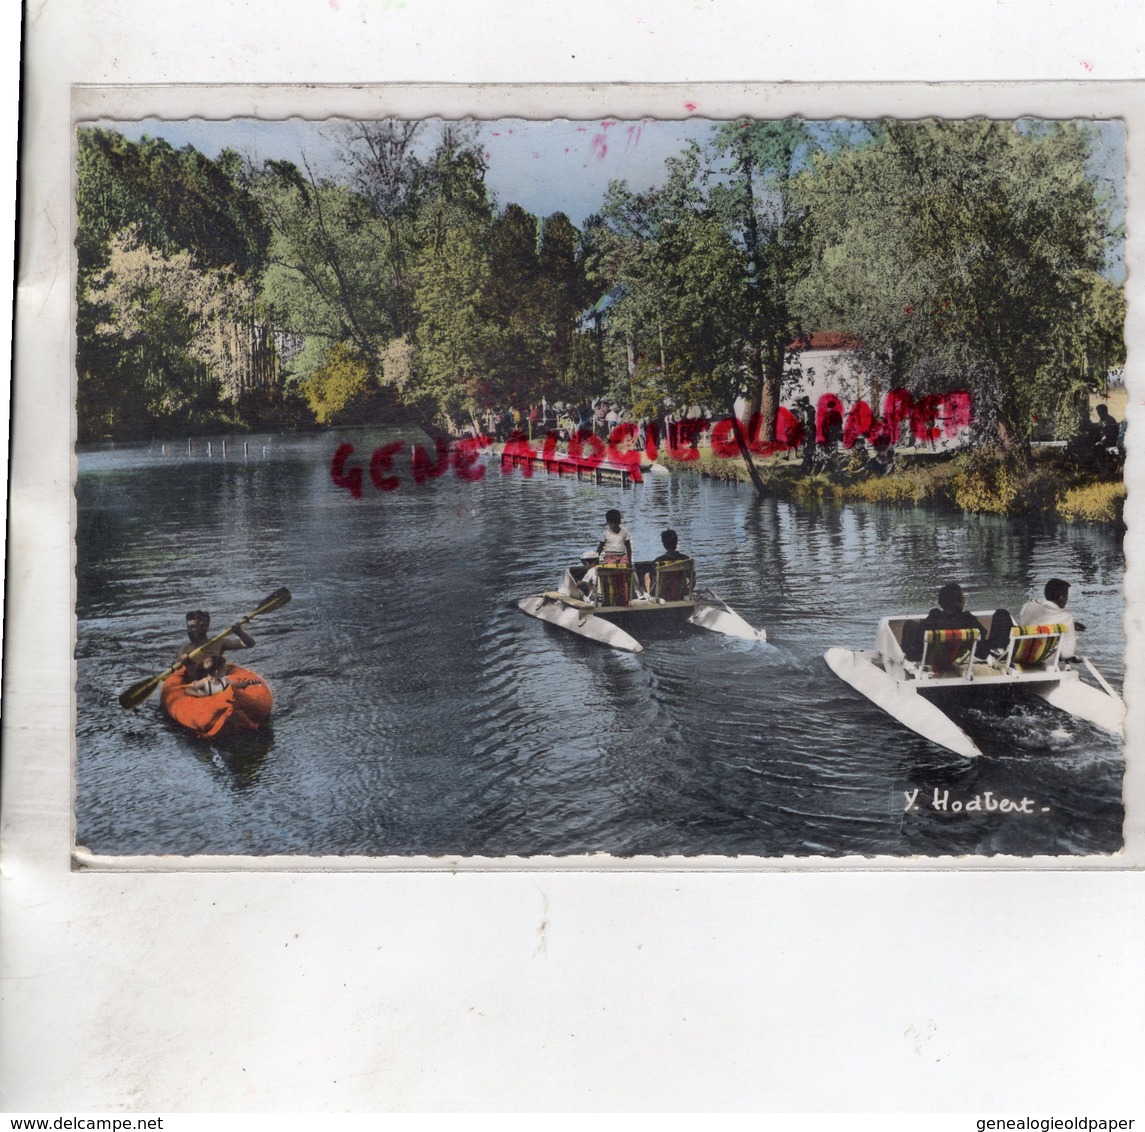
xmin=592 ymin=118 xmax=1124 ymax=469
xmin=77 ymin=129 xmax=273 ymax=438
xmin=76 ymin=117 xmax=1124 ymax=465
xmin=76 ymin=122 xmax=598 ymax=440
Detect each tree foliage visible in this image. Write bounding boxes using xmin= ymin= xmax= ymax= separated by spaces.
xmin=75 ymin=128 xmax=268 ymax=438
xmin=76 ymin=127 xmax=268 ymax=277
xmin=591 ymin=120 xmax=819 ymax=451
xmin=254 ymin=163 xmax=399 ymax=375
xmin=302 ymin=341 xmax=372 ymax=424
xmin=793 ymin=119 xmax=1121 ymax=449
xmin=89 ymin=227 xmax=258 ymax=399
xmin=404 ymin=140 xmax=495 ymax=425
xmin=74 ymin=117 xmax=1124 ymax=460
xmin=706 ymin=119 xmax=819 ymax=437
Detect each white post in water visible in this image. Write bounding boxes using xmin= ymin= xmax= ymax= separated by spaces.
xmin=207 ymin=441 xmax=212 ymax=457
xmin=187 ymin=438 xmax=192 ymax=455
xmin=222 ymin=439 xmax=226 ymax=458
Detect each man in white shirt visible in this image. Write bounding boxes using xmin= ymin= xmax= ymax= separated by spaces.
xmin=1018 ymin=578 xmax=1086 ymax=660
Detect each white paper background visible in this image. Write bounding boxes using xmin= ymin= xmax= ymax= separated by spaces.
xmin=4 ymin=0 xmax=1145 ymax=1112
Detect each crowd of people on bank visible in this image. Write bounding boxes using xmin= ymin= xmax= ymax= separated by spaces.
xmin=475 ymin=394 xmax=1124 ymax=483
xmin=481 ymin=395 xmax=869 ymax=466
xmin=481 ymin=401 xmax=609 ymax=442
xmin=1066 ymin=402 xmax=1126 ymax=471
xmin=478 ymin=399 xmax=710 ymax=459
xmin=481 ymin=394 xmax=908 ymax=478
xmin=792 ymin=396 xmax=900 ymax=480
xmin=483 ymin=400 xmax=666 ymax=444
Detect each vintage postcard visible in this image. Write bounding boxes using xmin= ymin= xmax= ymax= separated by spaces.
xmin=68 ymin=89 xmax=1138 ymax=864
xmin=5 ymin=0 xmax=1145 ymax=1104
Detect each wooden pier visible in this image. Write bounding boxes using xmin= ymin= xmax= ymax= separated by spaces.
xmin=498 ymin=447 xmax=643 ymax=487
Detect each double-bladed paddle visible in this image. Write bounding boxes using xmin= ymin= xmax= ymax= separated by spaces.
xmin=118 ymin=587 xmax=292 ymax=710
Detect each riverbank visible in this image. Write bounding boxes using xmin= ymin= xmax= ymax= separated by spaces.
xmin=658 ymin=445 xmax=1126 ymax=526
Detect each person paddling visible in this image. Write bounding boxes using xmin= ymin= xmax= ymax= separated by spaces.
xmin=185 ymin=653 xmax=261 ymax=697
xmin=177 ymin=608 xmax=255 ymax=679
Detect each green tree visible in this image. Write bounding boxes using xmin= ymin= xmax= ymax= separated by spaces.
xmin=76 ymin=128 xmax=268 ymax=276
xmin=1032 ymin=271 xmax=1126 ymax=437
xmin=594 ymin=143 xmax=797 ymax=489
xmin=479 ymin=203 xmax=548 ymax=403
xmin=706 ymin=118 xmax=819 ymax=440
xmin=654 ymin=215 xmax=770 ymax=492
xmin=794 ymin=119 xmax=1120 ymax=452
xmin=407 ymin=140 xmax=497 ymax=427
xmin=253 ymin=161 xmax=399 ymax=386
xmin=537 ymin=212 xmax=594 ymax=397
xmin=330 ymin=119 xmax=445 ymax=338
xmin=410 ymin=215 xmax=492 ymax=426
xmin=595 ymin=155 xmax=777 ymax=491
xmin=591 ymin=146 xmax=707 ymax=396
xmin=75 ymin=127 xmax=270 ymax=438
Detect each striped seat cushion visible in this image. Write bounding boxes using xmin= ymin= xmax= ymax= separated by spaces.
xmin=597 ymin=564 xmax=632 ymax=606
xmin=922 ymin=627 xmax=979 ymax=672
xmin=652 ymin=559 xmax=695 ymax=602
xmin=1010 ymin=622 xmax=1069 ymax=667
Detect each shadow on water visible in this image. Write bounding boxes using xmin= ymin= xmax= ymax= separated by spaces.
xmin=170 ymin=722 xmax=276 ymax=792
xmin=75 ymin=437 xmax=1127 ymax=858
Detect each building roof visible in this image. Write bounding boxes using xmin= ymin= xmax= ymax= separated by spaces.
xmin=794 ymin=331 xmax=862 ymax=352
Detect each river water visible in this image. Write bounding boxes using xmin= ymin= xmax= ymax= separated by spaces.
xmin=75 ymin=429 xmax=1127 ymax=859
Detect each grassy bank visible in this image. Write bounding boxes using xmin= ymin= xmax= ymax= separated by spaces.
xmin=658 ymin=446 xmax=1126 ymax=526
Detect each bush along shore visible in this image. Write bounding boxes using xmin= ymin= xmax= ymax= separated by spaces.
xmin=657 ymin=446 xmax=1126 ymax=527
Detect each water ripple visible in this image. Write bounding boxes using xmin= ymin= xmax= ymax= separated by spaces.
xmin=75 ymin=438 xmax=1126 ymax=857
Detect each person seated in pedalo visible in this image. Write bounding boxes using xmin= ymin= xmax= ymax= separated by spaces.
xmin=643 ymin=529 xmax=692 ymax=597
xmin=1019 ymin=577 xmax=1086 ymax=661
xmin=902 ymin=583 xmax=1014 ymax=664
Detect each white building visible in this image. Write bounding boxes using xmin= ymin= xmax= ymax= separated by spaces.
xmin=786 ymin=332 xmax=868 ymax=405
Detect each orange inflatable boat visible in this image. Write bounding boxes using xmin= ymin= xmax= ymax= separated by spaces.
xmin=161 ymin=664 xmax=273 ymax=739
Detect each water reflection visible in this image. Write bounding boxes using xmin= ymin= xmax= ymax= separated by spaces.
xmin=75 ymin=434 xmax=1125 ymax=858
xmin=190 ymin=725 xmax=276 ymax=792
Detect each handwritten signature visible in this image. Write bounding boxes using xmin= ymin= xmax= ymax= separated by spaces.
xmin=904 ymin=788 xmax=1051 ymax=815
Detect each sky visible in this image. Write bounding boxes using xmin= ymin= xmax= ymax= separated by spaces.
xmin=93 ymin=115 xmax=721 ymax=226
xmin=92 ymin=114 xmax=1126 ymax=274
